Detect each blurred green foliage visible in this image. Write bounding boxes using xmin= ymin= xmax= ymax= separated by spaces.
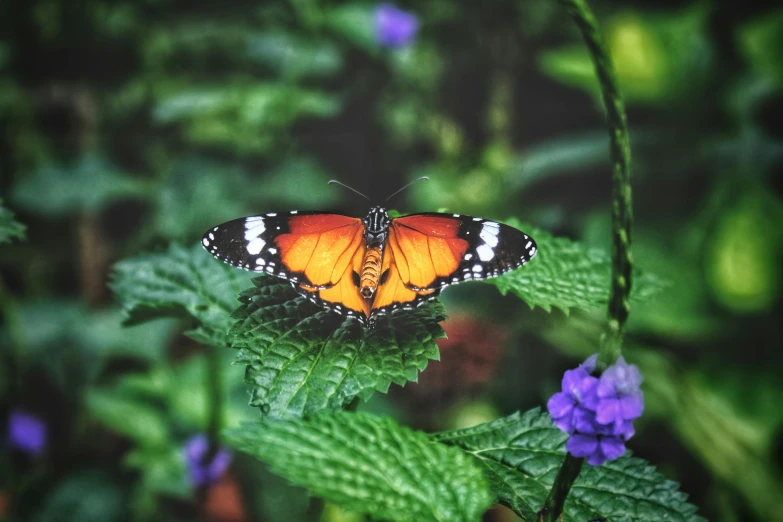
xmin=1 ymin=0 xmax=782 ymax=521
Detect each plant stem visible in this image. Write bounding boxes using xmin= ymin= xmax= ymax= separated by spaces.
xmin=207 ymin=343 xmax=223 ymax=460
xmin=538 ymin=454 xmax=584 ymax=522
xmin=554 ymin=0 xmax=634 ymax=364
xmin=540 ymin=0 xmax=634 ymax=520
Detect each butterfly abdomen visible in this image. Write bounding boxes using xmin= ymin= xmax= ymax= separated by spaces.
xmin=360 ymin=245 xmax=383 ymax=298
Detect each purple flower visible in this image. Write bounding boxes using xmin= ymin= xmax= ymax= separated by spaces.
xmin=375 ymin=3 xmax=419 ymax=48
xmin=547 ymin=355 xmax=645 ymax=466
xmin=7 ymin=410 xmax=46 ymax=456
xmin=595 ymin=357 xmax=644 ymax=431
xmin=183 ymin=434 xmax=232 ymax=487
xmin=567 ymin=433 xmax=626 ymax=466
xmin=547 ymin=365 xmax=599 ymax=433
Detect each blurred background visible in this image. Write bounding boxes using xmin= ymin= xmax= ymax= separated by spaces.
xmin=1 ymin=0 xmax=783 ymax=521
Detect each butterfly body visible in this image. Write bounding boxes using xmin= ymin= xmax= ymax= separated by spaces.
xmin=203 ymin=207 xmax=536 ymax=326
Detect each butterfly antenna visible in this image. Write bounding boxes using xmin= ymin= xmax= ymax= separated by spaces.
xmin=328 ymin=180 xmax=371 ymax=201
xmin=385 ymin=176 xmax=429 ymax=203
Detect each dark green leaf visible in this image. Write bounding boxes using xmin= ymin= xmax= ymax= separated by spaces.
xmin=152 ymin=156 xmax=254 ymax=240
xmin=149 ymin=156 xmax=339 ymax=240
xmin=234 ymin=458 xmax=312 ymax=522
xmin=111 ymin=244 xmax=253 ymax=346
xmin=12 ymin=154 xmax=148 ymax=215
xmin=0 ymin=198 xmax=26 ymax=243
xmin=737 ymin=9 xmax=783 ymax=86
xmin=30 ymin=471 xmax=126 ymax=522
xmin=0 ymin=300 xmax=176 ymax=397
xmin=258 ymin=157 xmax=341 ymax=208
xmin=488 ymin=220 xmax=664 ymax=313
xmin=231 ymin=276 xmax=446 ymax=418
xmin=434 ymin=409 xmax=704 ymax=522
xmin=507 ymin=131 xmax=611 ymax=190
xmin=227 ymin=411 xmax=494 ymax=522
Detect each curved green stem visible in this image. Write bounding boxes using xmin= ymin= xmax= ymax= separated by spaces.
xmin=540 ymin=0 xmax=634 ymax=520
xmin=556 ymin=0 xmax=633 ymax=363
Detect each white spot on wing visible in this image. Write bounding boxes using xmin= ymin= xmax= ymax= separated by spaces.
xmin=464 ymin=253 xmax=472 ymax=260
xmin=247 ymin=237 xmax=266 ymax=255
xmin=477 ymin=244 xmax=494 ymax=261
xmin=208 ymin=232 xmax=215 ymax=241
xmin=244 ymin=218 xmax=266 ymax=240
xmin=479 ymin=224 xmax=499 ymax=247
xmin=202 ymin=238 xmax=210 ymax=247
xmin=472 ymin=264 xmax=483 ymax=273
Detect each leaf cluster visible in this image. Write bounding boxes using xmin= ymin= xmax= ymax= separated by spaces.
xmin=109 ymin=241 xmax=699 ymax=522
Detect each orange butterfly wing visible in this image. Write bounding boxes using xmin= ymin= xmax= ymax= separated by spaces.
xmin=296 ymin=243 xmax=370 ymax=318
xmin=273 ymin=213 xmax=364 ymax=288
xmin=370 ymin=228 xmax=442 ymax=320
xmin=272 ymin=213 xmax=369 ymax=317
xmin=206 ymin=210 xmax=536 ymax=325
xmin=386 ymin=214 xmax=470 ymax=290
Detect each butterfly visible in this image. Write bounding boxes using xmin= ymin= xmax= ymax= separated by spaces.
xmin=202 ymin=180 xmax=537 ymax=326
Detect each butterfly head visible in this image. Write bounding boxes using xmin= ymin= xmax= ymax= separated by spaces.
xmin=363 ymin=206 xmax=390 ymax=246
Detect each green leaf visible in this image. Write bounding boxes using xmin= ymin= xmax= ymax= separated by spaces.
xmin=0 ymin=300 xmax=176 ymax=397
xmin=30 ymin=471 xmax=126 ymax=522
xmin=227 ymin=411 xmax=494 ymax=522
xmin=111 ymin=244 xmax=253 ymax=346
xmin=488 ymin=221 xmax=663 ymax=313
xmin=152 ymin=156 xmax=255 ymax=240
xmin=152 ymin=83 xmax=340 ymax=154
xmin=149 ymin=156 xmax=339 ymax=240
xmin=507 ymin=131 xmax=611 ymax=190
xmin=737 ymin=9 xmax=783 ymax=86
xmin=325 ymin=4 xmax=377 ymax=53
xmin=231 ymin=276 xmax=446 ymax=418
xmin=247 ymin=32 xmax=343 ymax=79
xmin=258 ymin=157 xmax=341 ymax=208
xmin=0 ymin=198 xmax=26 ymax=244
xmin=628 ymin=348 xmax=783 ymax=522
xmin=434 ymin=409 xmax=704 ymax=522
xmin=125 ymin=445 xmax=190 ymax=499
xmin=234 ymin=458 xmax=312 ymax=522
xmin=165 ymin=352 xmax=256 ymax=431
xmin=87 ymin=389 xmax=170 ymax=447
xmin=538 ymin=6 xmax=711 ymax=104
xmin=12 ymin=154 xmax=149 ymax=216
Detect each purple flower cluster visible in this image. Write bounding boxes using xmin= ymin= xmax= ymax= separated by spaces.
xmin=183 ymin=434 xmax=232 ymax=487
xmin=374 ymin=3 xmax=419 ymax=48
xmin=7 ymin=410 xmax=46 ymax=456
xmin=547 ymin=355 xmax=644 ymax=466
